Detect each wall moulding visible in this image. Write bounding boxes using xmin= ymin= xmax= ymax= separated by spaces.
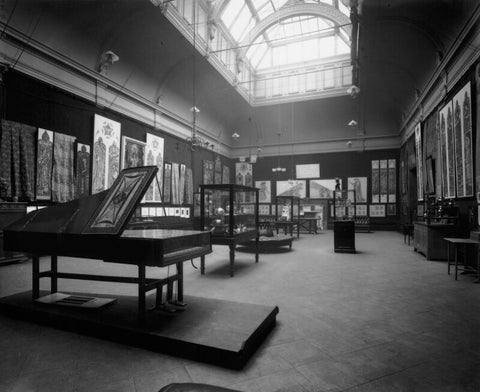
xmin=0 ymin=21 xmax=230 ymax=157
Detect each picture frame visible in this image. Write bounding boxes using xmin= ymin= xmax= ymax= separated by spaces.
xmin=121 ymin=136 xmax=145 ymax=169
xmin=387 ymin=203 xmax=396 ymax=216
xmin=425 ymin=157 xmax=435 ymax=195
xmin=295 ymin=163 xmax=320 ymax=179
xmin=83 ymin=166 xmax=157 ymax=235
xmin=163 ymin=162 xmax=172 ymax=203
xmin=255 ymin=180 xmax=271 ymax=203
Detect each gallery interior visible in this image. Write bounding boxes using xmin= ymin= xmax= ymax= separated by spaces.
xmin=1 ymin=0 xmax=480 ymax=391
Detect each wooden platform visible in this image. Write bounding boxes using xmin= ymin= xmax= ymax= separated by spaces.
xmin=0 ymin=290 xmax=279 ymax=369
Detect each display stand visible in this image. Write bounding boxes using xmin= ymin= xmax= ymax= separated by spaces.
xmin=200 ymin=184 xmax=259 ymax=277
xmin=274 ymin=195 xmax=300 ymax=238
xmin=332 ymin=190 xmax=356 ymax=253
xmin=0 ymin=202 xmax=29 ymax=265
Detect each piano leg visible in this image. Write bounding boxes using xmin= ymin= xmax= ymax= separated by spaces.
xmin=51 ymin=255 xmax=58 ymax=293
xmin=138 ymin=264 xmax=146 ymax=322
xmin=32 ymin=254 xmax=40 ymax=300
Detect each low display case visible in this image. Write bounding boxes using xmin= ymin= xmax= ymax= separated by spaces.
xmin=200 ymin=184 xmax=259 ymax=276
xmin=274 ymin=195 xmax=300 ymax=237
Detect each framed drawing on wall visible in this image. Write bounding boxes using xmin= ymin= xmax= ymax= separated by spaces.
xmin=309 ymin=179 xmax=341 ymax=199
xmin=92 ymin=114 xmax=121 ymax=194
xmin=163 ymin=162 xmax=172 ymax=203
xmin=276 ymin=180 xmax=306 ymax=198
xmin=144 ymin=133 xmax=164 ymax=202
xmin=371 ymin=160 xmax=380 ymax=203
xmin=203 ymin=160 xmax=214 ymax=185
xmin=347 ymin=177 xmax=367 ymax=203
xmin=296 ymin=163 xmax=320 ymax=179
xmin=453 ymin=81 xmax=474 ymax=197
xmin=439 ymin=100 xmax=456 ymax=198
xmin=425 ymin=157 xmax=435 ymax=195
xmin=255 ymin=180 xmax=271 ymax=203
xmin=414 ymin=124 xmax=424 ymax=201
xmin=121 ymin=136 xmax=145 ymax=169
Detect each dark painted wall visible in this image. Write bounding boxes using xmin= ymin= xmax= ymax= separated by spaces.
xmin=3 ymin=70 xmax=232 ymax=197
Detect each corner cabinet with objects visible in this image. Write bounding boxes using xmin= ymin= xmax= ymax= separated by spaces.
xmin=413 ymin=222 xmax=457 ymax=260
xmin=413 ymin=198 xmax=459 ymax=260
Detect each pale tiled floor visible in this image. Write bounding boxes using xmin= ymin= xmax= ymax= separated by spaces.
xmin=1 ymin=231 xmax=480 ymax=392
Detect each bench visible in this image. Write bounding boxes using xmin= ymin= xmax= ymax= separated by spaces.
xmin=354 ymin=217 xmax=371 ymax=232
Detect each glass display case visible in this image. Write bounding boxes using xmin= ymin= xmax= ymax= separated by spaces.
xmin=274 ymin=196 xmax=300 ymax=237
xmin=332 ymin=190 xmax=356 ymax=220
xmin=200 ymin=184 xmax=259 ymax=238
xmin=199 ymin=184 xmax=260 ymax=277
xmin=275 ymin=196 xmax=300 ymax=222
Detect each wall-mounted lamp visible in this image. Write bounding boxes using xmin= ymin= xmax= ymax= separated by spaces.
xmin=348 ymin=120 xmax=358 ymax=127
xmin=98 ymin=50 xmax=119 ymax=75
xmin=232 ymin=132 xmax=240 ymax=139
xmin=347 ymin=85 xmax=360 ymax=98
xmin=190 ymin=106 xmax=200 ymax=113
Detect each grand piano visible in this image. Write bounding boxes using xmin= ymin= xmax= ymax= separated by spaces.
xmin=3 ymin=166 xmax=212 ymax=321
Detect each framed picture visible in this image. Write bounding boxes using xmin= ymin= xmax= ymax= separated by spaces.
xmin=214 ymin=156 xmax=222 ymax=184
xmin=76 ymin=143 xmax=91 ymax=199
xmin=453 ymin=81 xmax=474 ymax=198
xmin=387 ymin=203 xmax=396 ymax=216
xmin=439 ymin=100 xmax=456 ymax=198
xmin=144 ymin=133 xmax=164 ymax=202
xmin=309 ymin=179 xmax=340 ymax=199
xmin=36 ymin=128 xmax=54 ymax=200
xmin=203 ymin=160 xmax=214 ymax=185
xmin=276 ymin=180 xmax=306 ymax=198
xmin=92 ymin=114 xmax=121 ymax=194
xmin=356 ymin=204 xmax=367 ymax=216
xmin=122 ymin=136 xmax=145 ymax=169
xmin=296 ymin=163 xmax=320 ymax=179
xmin=83 ymin=166 xmax=157 ymax=235
xmin=425 ymin=157 xmax=435 ymax=195
xmin=259 ymin=204 xmax=271 ymax=215
xmin=347 ymin=177 xmax=367 ymax=203
xmin=369 ymin=204 xmax=386 ymax=217
xmin=222 ymin=165 xmax=230 ymax=184
xmin=163 ymin=162 xmax=172 ymax=203
xmin=171 ymin=162 xmax=180 ymax=204
xmin=255 ymin=180 xmax=271 ymax=203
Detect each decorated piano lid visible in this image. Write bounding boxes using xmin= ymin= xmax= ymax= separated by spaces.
xmin=82 ymin=166 xmax=158 ymax=235
xmin=5 ymin=166 xmax=158 ymax=236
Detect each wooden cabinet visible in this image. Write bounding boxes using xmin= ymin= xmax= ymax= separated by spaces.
xmin=334 ymin=220 xmax=355 ymax=253
xmin=0 ymin=202 xmax=29 ymax=265
xmin=413 ymin=222 xmax=457 ymax=260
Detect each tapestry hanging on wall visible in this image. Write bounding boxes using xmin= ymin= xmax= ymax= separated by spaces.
xmin=371 ymin=161 xmax=380 ymax=203
xmin=255 ymin=180 xmax=271 ymax=203
xmin=214 ymin=156 xmax=222 ymax=184
xmin=309 ymin=179 xmax=341 ymax=199
xmin=76 ymin=143 xmax=90 ymax=198
xmin=203 ymin=160 xmax=214 ymax=185
xmin=144 ymin=133 xmax=164 ymax=202
xmin=0 ymin=120 xmax=36 ymax=201
xmin=453 ymin=81 xmax=474 ymax=198
xmin=121 ymin=136 xmax=145 ymax=170
xmin=52 ymin=132 xmax=76 ymax=203
xmin=388 ymin=159 xmax=396 ymax=203
xmin=380 ymin=160 xmax=388 ymax=203
xmin=185 ymin=167 xmax=193 ymax=204
xmin=222 ymin=165 xmax=230 ymax=184
xmin=347 ymin=177 xmax=367 ymax=203
xmin=92 ymin=114 xmax=121 ymax=194
xmin=439 ymin=101 xmax=455 ymax=198
xmin=415 ymin=123 xmax=424 ymax=201
xmin=36 ymin=128 xmax=54 ymax=200
xmin=163 ymin=162 xmax=172 ymax=203
xmin=171 ymin=162 xmax=180 ymax=204
xmin=179 ymin=164 xmax=186 ymax=205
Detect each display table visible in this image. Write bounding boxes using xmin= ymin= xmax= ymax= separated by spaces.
xmin=413 ymin=222 xmax=458 ymax=260
xmin=274 ymin=220 xmax=299 ymax=238
xmin=299 ymin=217 xmax=319 ymax=234
xmin=445 ymin=238 xmax=480 ymax=282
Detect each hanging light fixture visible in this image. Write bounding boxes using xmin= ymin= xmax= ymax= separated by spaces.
xmin=272 ymin=132 xmax=286 ymax=172
xmin=185 ymin=8 xmax=207 ymax=151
